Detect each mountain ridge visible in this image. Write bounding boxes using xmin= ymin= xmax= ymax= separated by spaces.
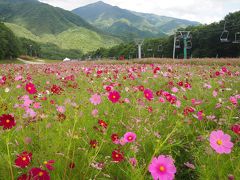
xmin=72 ymin=1 xmax=200 ymax=39
xmin=0 ymin=0 xmax=121 ymax=53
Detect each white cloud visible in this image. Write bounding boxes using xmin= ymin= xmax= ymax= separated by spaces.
xmin=39 ymin=0 xmax=240 ymax=24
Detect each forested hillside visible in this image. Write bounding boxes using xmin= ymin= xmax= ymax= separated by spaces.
xmin=0 ymin=22 xmax=84 ymax=60
xmin=0 ymin=22 xmax=20 ymax=59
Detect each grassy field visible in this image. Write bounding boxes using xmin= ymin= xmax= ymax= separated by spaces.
xmin=0 ymin=58 xmax=239 ymax=179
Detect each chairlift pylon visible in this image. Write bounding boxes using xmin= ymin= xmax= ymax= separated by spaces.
xmin=232 ymin=32 xmax=240 ymax=44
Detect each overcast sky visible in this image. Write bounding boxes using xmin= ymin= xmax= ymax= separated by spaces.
xmin=39 ymin=0 xmax=240 ymax=24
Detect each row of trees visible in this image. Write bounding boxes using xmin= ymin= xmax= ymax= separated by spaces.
xmin=86 ymin=11 xmax=240 ymax=59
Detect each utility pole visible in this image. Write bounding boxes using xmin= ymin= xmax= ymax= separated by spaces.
xmin=173 ymin=34 xmax=176 ymax=59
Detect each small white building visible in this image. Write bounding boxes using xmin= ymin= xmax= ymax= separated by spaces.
xmin=63 ymin=58 xmax=71 ymax=62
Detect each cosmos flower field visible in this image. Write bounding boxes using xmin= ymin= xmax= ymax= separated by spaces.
xmin=0 ymin=59 xmax=239 ymax=180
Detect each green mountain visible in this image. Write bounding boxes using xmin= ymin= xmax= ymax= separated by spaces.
xmin=72 ymin=1 xmax=200 ymax=39
xmin=0 ymin=0 xmax=121 ymax=53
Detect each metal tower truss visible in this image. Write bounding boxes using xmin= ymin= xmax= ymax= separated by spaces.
xmin=173 ymin=31 xmax=192 ymax=59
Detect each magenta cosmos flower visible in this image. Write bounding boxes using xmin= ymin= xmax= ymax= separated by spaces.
xmin=124 ymin=132 xmax=137 ymax=143
xmin=90 ymin=93 xmax=101 ymax=105
xmin=144 ymin=89 xmax=154 ymax=101
xmin=209 ymin=130 xmax=234 ymax=154
xmin=148 ymin=155 xmax=176 ymax=180
xmin=25 ymin=83 xmax=37 ymax=94
xmin=108 ymin=91 xmax=121 ymax=103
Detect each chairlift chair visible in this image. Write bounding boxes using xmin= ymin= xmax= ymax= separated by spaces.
xmin=220 ymin=30 xmax=230 ymax=43
xmin=147 ymin=46 xmax=153 ymax=52
xmin=187 ymin=40 xmax=192 ymax=49
xmin=220 ymin=21 xmax=230 ymax=43
xmin=157 ymin=45 xmax=163 ymax=52
xmin=232 ymin=32 xmax=240 ymax=44
xmin=175 ymin=39 xmax=181 ymax=48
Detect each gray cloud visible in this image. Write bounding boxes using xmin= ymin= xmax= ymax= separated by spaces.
xmin=39 ymin=0 xmax=240 ymax=23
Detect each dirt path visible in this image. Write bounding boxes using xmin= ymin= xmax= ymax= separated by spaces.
xmin=17 ymin=58 xmax=45 ymax=64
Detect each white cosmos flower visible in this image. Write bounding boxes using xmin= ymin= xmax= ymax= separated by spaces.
xmin=5 ymin=88 xmax=10 ymax=93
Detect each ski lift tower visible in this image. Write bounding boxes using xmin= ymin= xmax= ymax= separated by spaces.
xmin=173 ymin=31 xmax=191 ymax=59
xmin=135 ymin=39 xmax=144 ymax=59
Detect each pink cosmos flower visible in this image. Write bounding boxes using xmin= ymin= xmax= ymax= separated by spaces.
xmin=90 ymin=94 xmax=101 ymax=105
xmin=215 ymin=103 xmax=222 ymax=109
xmin=203 ymin=83 xmax=212 ymax=89
xmin=197 ymin=111 xmax=204 ymax=121
xmin=129 ymin=158 xmax=137 ymax=167
xmin=209 ymin=130 xmax=234 ymax=154
xmin=229 ymin=96 xmax=238 ymax=105
xmin=23 ymin=99 xmax=33 ymax=107
xmin=119 ymin=137 xmax=127 ymax=146
xmin=92 ymin=109 xmax=98 ymax=117
xmin=191 ymin=99 xmax=202 ymax=106
xmin=108 ymin=91 xmax=121 ymax=103
xmin=25 ymin=108 xmax=37 ymax=118
xmin=56 ymin=106 xmax=66 ymax=114
xmin=159 ymin=97 xmax=165 ymax=103
xmin=144 ymin=89 xmax=154 ymax=101
xmin=124 ymin=132 xmax=137 ymax=143
xmin=33 ymin=102 xmax=41 ymax=109
xmin=16 ymin=84 xmax=22 ymax=89
xmin=124 ymin=98 xmax=130 ymax=103
xmin=15 ymin=75 xmax=23 ymax=81
xmin=171 ymin=87 xmax=178 ymax=93
xmin=213 ymin=90 xmax=218 ymax=97
xmin=175 ymin=100 xmax=181 ymax=108
xmin=148 ymin=155 xmax=176 ymax=180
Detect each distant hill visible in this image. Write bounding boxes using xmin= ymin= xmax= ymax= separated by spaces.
xmin=72 ymin=1 xmax=200 ymax=39
xmin=0 ymin=0 xmax=121 ymax=52
xmin=5 ymin=23 xmax=120 ymax=53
